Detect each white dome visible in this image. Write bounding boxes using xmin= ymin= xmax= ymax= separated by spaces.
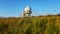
xmin=24 ymin=6 xmax=31 ymax=11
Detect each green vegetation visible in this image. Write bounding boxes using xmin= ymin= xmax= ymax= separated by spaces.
xmin=0 ymin=16 xmax=60 ymax=34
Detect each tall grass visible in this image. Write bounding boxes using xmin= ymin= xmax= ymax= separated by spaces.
xmin=0 ymin=16 xmax=60 ymax=34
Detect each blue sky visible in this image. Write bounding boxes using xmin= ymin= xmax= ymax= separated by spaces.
xmin=0 ymin=0 xmax=60 ymax=17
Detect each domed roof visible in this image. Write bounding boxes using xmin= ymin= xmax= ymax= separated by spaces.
xmin=24 ymin=6 xmax=31 ymax=11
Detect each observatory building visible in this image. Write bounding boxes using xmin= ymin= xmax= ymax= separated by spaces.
xmin=23 ymin=6 xmax=32 ymax=17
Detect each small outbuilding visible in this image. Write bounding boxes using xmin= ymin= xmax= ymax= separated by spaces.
xmin=23 ymin=6 xmax=32 ymax=17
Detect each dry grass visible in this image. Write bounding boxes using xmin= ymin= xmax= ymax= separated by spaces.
xmin=0 ymin=15 xmax=60 ymax=34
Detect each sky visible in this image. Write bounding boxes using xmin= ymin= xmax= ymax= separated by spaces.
xmin=0 ymin=0 xmax=60 ymax=17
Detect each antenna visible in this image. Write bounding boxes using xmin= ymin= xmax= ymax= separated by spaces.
xmin=26 ymin=0 xmax=29 ymax=2
xmin=26 ymin=0 xmax=29 ymax=6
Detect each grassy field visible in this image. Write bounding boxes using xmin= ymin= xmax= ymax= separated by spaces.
xmin=0 ymin=15 xmax=60 ymax=34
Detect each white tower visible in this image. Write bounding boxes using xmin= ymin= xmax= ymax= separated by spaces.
xmin=23 ymin=6 xmax=32 ymax=17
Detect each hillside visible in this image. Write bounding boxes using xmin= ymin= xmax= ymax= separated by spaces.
xmin=0 ymin=15 xmax=60 ymax=34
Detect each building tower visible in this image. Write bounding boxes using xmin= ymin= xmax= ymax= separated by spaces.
xmin=23 ymin=6 xmax=32 ymax=17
